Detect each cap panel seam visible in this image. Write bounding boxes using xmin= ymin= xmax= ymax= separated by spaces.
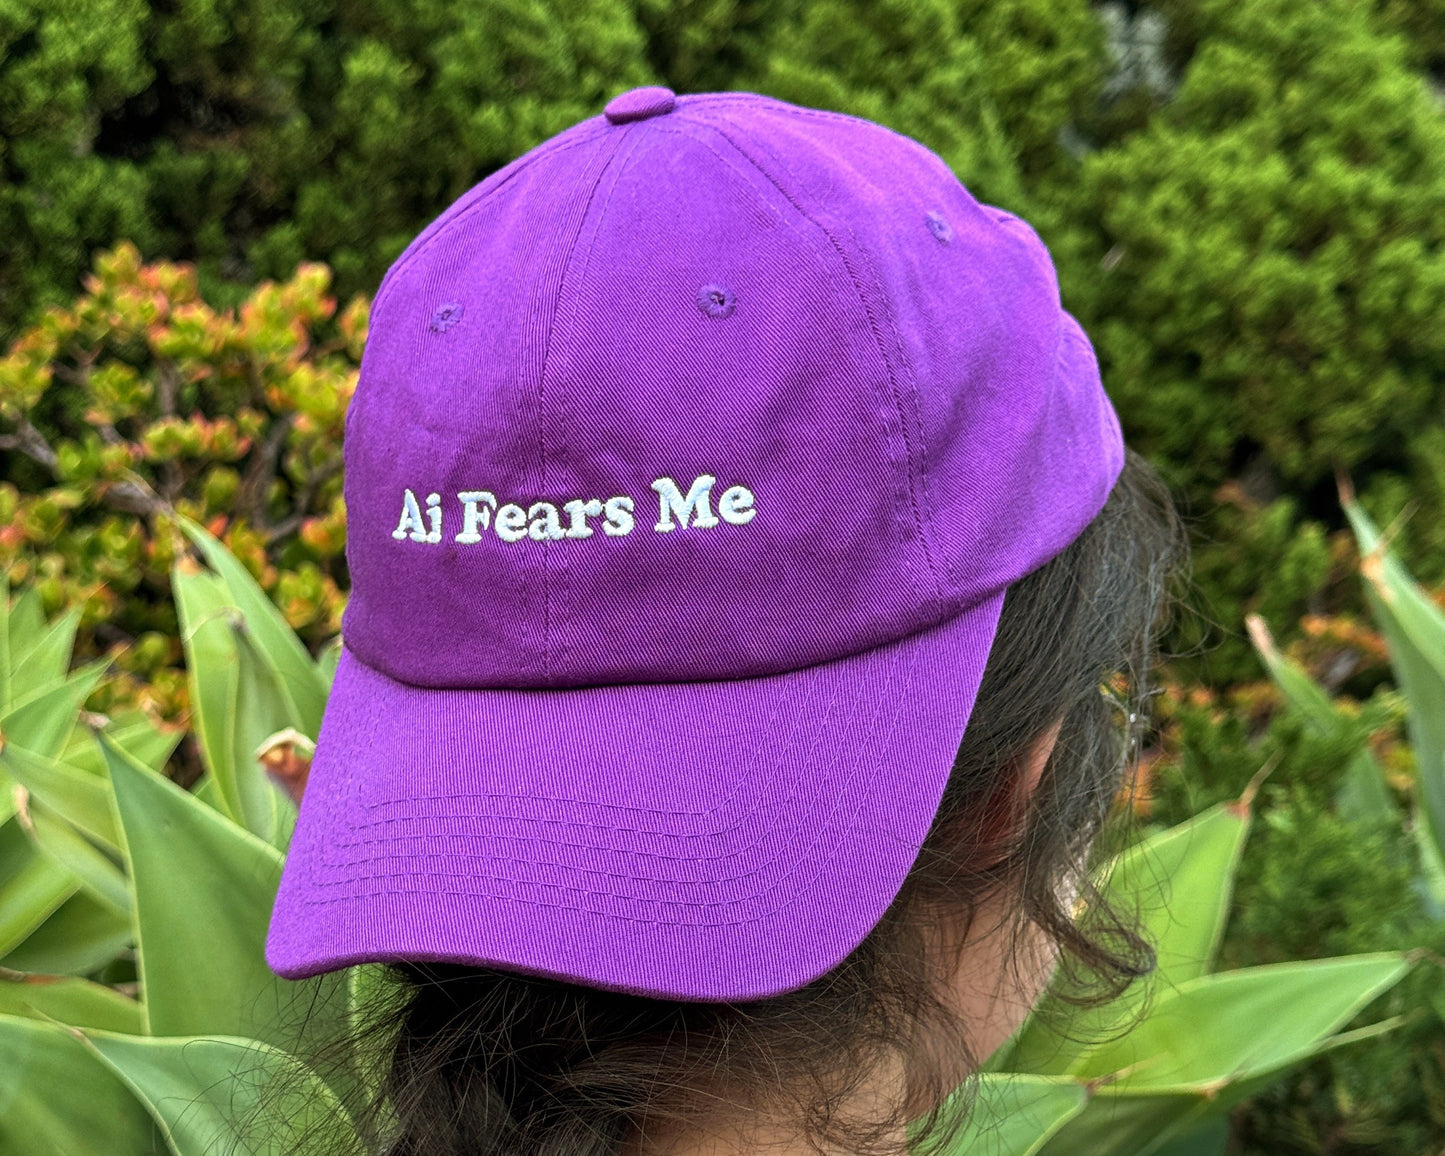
xmin=683 ymin=93 xmax=948 ymax=172
xmin=542 ymin=128 xmax=646 ymax=687
xmin=641 ymin=119 xmax=925 ymax=597
xmin=532 ymin=129 xmax=633 ymax=685
xmin=680 ymin=112 xmax=946 ymax=611
xmin=369 ymin=129 xmax=606 ymax=324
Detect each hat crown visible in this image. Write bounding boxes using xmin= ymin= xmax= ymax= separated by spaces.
xmin=340 ymin=92 xmax=1121 ymax=690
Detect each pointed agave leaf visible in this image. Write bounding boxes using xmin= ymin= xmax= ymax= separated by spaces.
xmin=0 ymin=577 xmax=14 ymax=710
xmin=173 ymin=567 xmax=295 ymax=844
xmin=1343 ymin=496 xmax=1445 ymax=898
xmin=0 ymin=660 xmax=109 ymax=759
xmin=180 ymin=516 xmax=329 ymax=737
xmin=17 ymin=794 xmax=130 ymax=915
xmin=0 ymin=823 xmax=79 ymax=957
xmin=1413 ymin=814 xmax=1445 ymax=920
xmin=108 ymin=714 xmax=184 ymax=775
xmin=1046 ymin=1014 xmax=1408 ymax=1156
xmin=1070 ymin=953 xmax=1410 ymax=1088
xmin=231 ymin=627 xmax=298 ymax=849
xmin=318 ymin=636 xmax=342 ymax=691
xmin=0 ymin=891 xmax=133 ymax=976
xmin=1102 ymin=801 xmax=1250 ymax=983
xmin=172 ymin=563 xmax=245 ymax=823
xmin=191 ymin=773 xmax=223 ymax=811
xmin=80 ymin=1030 xmax=366 ymax=1156
xmin=0 ymin=1013 xmax=164 ymax=1156
xmin=10 ymin=607 xmax=80 ymax=701
xmin=61 ymin=710 xmax=185 ymax=778
xmin=1150 ymin=1119 xmax=1229 ymax=1156
xmin=5 ymin=587 xmax=44 ymax=671
xmin=1038 ymin=1086 xmax=1215 ymax=1156
xmin=1246 ymin=613 xmax=1398 ymax=824
xmin=923 ymin=1074 xmax=1087 ymax=1156
xmin=1 ymin=740 xmax=120 ymax=851
xmin=1004 ymin=802 xmax=1250 ymax=1075
xmin=102 ymin=738 xmax=349 ymax=1063
xmin=0 ymin=975 xmax=144 ymax=1034
xmin=347 ymin=962 xmax=402 ymax=1108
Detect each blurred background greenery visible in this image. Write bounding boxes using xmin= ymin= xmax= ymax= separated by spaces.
xmin=1 ymin=0 xmax=1444 ymax=1152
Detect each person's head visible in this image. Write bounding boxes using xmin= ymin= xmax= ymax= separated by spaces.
xmin=264 ymin=88 xmax=1189 ymax=1156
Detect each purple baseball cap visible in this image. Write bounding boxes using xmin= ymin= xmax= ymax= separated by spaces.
xmin=264 ymin=88 xmax=1124 ymax=1001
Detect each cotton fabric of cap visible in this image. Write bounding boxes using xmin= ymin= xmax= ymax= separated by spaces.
xmin=265 ymin=89 xmax=1124 ymax=1002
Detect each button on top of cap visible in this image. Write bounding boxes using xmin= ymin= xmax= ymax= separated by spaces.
xmin=604 ymin=86 xmax=677 ymax=124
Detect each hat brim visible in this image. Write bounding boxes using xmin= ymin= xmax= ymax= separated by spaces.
xmin=265 ymin=591 xmax=1006 ymax=1002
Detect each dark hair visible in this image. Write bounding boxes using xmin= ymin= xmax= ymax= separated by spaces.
xmin=302 ymin=447 xmax=1189 ymax=1156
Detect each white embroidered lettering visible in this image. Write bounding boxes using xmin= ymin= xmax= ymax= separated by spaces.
xmin=603 ymin=495 xmax=635 ymax=537
xmin=564 ymin=498 xmax=604 ymax=538
xmin=495 ymin=503 xmax=527 ymax=542
xmin=424 ymin=492 xmax=443 ymax=543
xmin=393 ymin=489 xmax=427 ymax=541
xmin=394 ymin=478 xmax=753 ymax=545
xmin=456 ymin=491 xmax=498 ymax=543
xmin=527 ymin=501 xmax=565 ymax=541
xmin=652 ymin=474 xmax=719 ymax=532
xmin=718 ymin=484 xmax=756 ymax=525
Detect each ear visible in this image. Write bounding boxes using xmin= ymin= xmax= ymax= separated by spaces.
xmin=1019 ymin=718 xmax=1061 ymax=802
xmin=974 ymin=718 xmax=1062 ymax=869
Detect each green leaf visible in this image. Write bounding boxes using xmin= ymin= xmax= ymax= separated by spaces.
xmin=172 ymin=565 xmax=244 ymax=822
xmin=191 ymin=772 xmax=223 ymax=811
xmin=0 ymin=579 xmax=11 ymax=713
xmin=922 ymin=1074 xmax=1087 ymax=1156
xmin=173 ymin=567 xmax=295 ymax=845
xmin=63 ymin=712 xmax=184 ymax=779
xmin=346 ymin=962 xmax=401 ymax=1108
xmin=1004 ymin=802 xmax=1249 ymax=1074
xmin=0 ymin=975 xmax=144 ymax=1034
xmin=1412 ymin=813 xmax=1445 ymax=920
xmin=1151 ymin=1118 xmax=1229 ymax=1156
xmin=1045 ymin=1015 xmax=1406 ymax=1156
xmin=1070 ymin=953 xmax=1411 ymax=1087
xmin=18 ymin=795 xmax=130 ymax=915
xmin=0 ymin=891 xmax=132 ymax=977
xmin=179 ymin=517 xmax=329 ymax=737
xmin=10 ymin=607 xmax=80 ymax=702
xmin=102 ymin=712 xmax=184 ymax=776
xmin=0 ymin=660 xmax=108 ymax=759
xmin=232 ymin=628 xmax=298 ymax=849
xmin=1038 ymin=1086 xmax=1220 ymax=1156
xmin=80 ymin=1030 xmax=366 ymax=1156
xmin=1 ymin=740 xmax=120 ymax=851
xmin=1106 ymin=802 xmax=1250 ymax=984
xmin=317 ymin=636 xmax=342 ymax=691
xmin=5 ymin=587 xmax=44 ymax=671
xmin=0 ymin=823 xmax=78 ymax=958
xmin=102 ymin=738 xmax=349 ymax=1063
xmin=0 ymin=1013 xmax=163 ymax=1156
xmin=1246 ymin=613 xmax=1398 ymax=824
xmin=1343 ymin=496 xmax=1445 ymax=899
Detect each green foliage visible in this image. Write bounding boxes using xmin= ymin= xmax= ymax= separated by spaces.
xmin=935 ymin=785 xmax=1414 ymax=1155
xmin=0 ymin=243 xmax=354 ymax=720
xmin=0 ymin=0 xmax=650 ymax=337
xmin=1136 ymin=500 xmax=1445 ymax=1154
xmin=1035 ymin=0 xmax=1445 ymax=682
xmin=0 ymin=537 xmax=384 ymax=1154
